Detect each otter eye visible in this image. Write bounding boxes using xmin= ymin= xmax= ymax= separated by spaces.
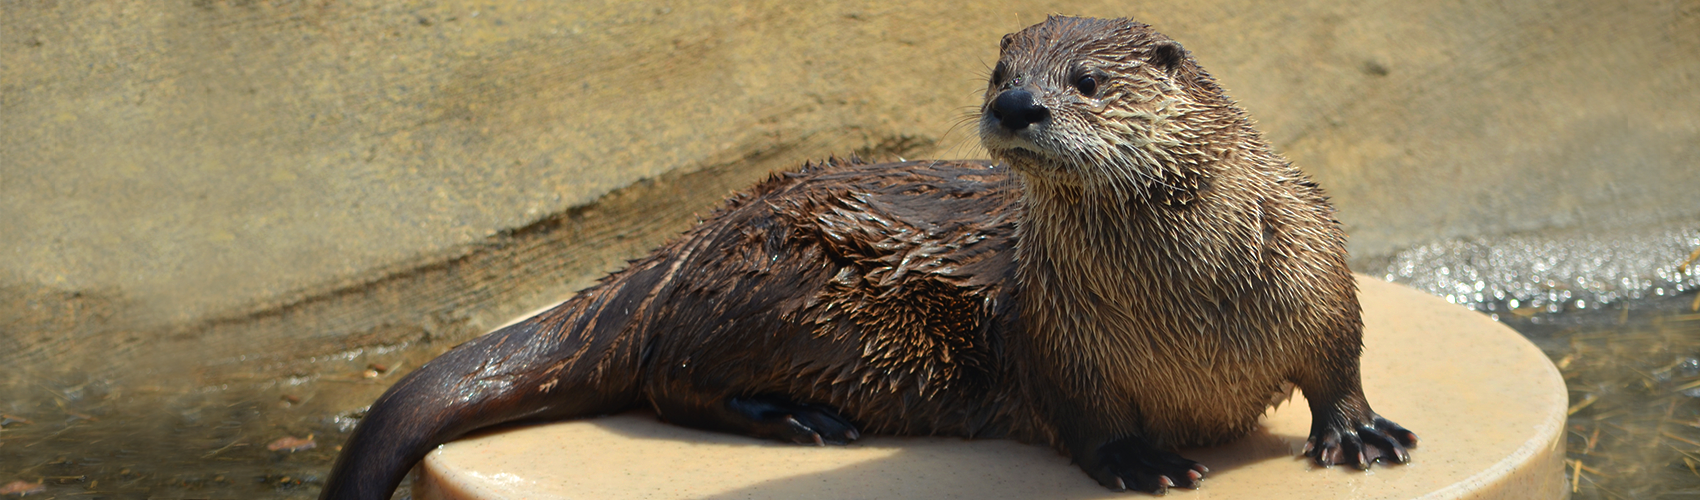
xmin=991 ymin=61 xmax=1010 ymax=86
xmin=1074 ymin=74 xmax=1098 ymax=97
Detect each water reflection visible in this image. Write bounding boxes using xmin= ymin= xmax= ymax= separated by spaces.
xmin=1380 ymin=220 xmax=1699 ymax=319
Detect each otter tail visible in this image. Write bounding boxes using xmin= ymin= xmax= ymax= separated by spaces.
xmin=319 ymin=257 xmax=678 ymax=500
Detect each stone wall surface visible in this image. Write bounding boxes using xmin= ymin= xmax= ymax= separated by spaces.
xmin=2 ymin=0 xmax=1696 ymax=378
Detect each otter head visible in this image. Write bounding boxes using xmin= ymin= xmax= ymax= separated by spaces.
xmin=979 ymin=17 xmax=1235 ymax=204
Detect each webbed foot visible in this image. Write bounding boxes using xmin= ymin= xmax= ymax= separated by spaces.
xmin=1304 ymin=413 xmax=1417 ymax=469
xmin=1089 ymin=436 xmax=1209 ymax=495
xmin=725 ymin=396 xmax=861 ymax=446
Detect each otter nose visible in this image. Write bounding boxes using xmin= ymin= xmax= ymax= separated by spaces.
xmin=990 ymin=89 xmax=1049 ymax=131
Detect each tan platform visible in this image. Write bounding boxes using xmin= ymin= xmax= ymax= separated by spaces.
xmin=413 ymin=276 xmax=1569 ymax=499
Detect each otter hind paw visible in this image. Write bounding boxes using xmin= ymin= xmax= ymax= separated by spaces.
xmin=725 ymin=396 xmax=861 ymax=446
xmin=1091 ymin=437 xmax=1209 ymax=495
xmin=1304 ymin=414 xmax=1417 ymax=469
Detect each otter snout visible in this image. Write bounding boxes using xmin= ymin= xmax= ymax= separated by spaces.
xmin=989 ymin=89 xmax=1049 ymax=131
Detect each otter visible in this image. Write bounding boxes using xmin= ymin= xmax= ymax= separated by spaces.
xmin=321 ymin=16 xmax=1415 ymax=499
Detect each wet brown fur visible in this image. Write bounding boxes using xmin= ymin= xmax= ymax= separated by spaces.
xmin=980 ymin=17 xmax=1388 ymax=462
xmin=321 ymin=17 xmax=1411 ymax=500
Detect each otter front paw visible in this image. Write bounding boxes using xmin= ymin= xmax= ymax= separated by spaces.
xmin=1089 ymin=437 xmax=1209 ymax=495
xmin=1304 ymin=414 xmax=1417 ymax=469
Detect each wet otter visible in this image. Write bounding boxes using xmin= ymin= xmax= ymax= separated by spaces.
xmin=321 ymin=16 xmax=1415 ymax=499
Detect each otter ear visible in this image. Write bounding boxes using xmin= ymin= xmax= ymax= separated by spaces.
xmin=1147 ymin=40 xmax=1186 ymax=74
xmin=1001 ymin=33 xmax=1016 ymax=51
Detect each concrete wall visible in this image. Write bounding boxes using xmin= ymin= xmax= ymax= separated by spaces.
xmin=3 ymin=0 xmax=1696 ymax=379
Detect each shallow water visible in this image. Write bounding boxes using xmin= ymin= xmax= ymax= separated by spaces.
xmin=1507 ymin=291 xmax=1700 ymax=499
xmin=0 ymin=343 xmax=441 ymax=499
xmin=0 ymin=378 xmax=338 ymax=499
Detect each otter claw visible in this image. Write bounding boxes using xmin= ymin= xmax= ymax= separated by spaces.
xmin=1090 ymin=436 xmax=1206 ymax=494
xmin=1305 ymin=413 xmax=1417 ymax=469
